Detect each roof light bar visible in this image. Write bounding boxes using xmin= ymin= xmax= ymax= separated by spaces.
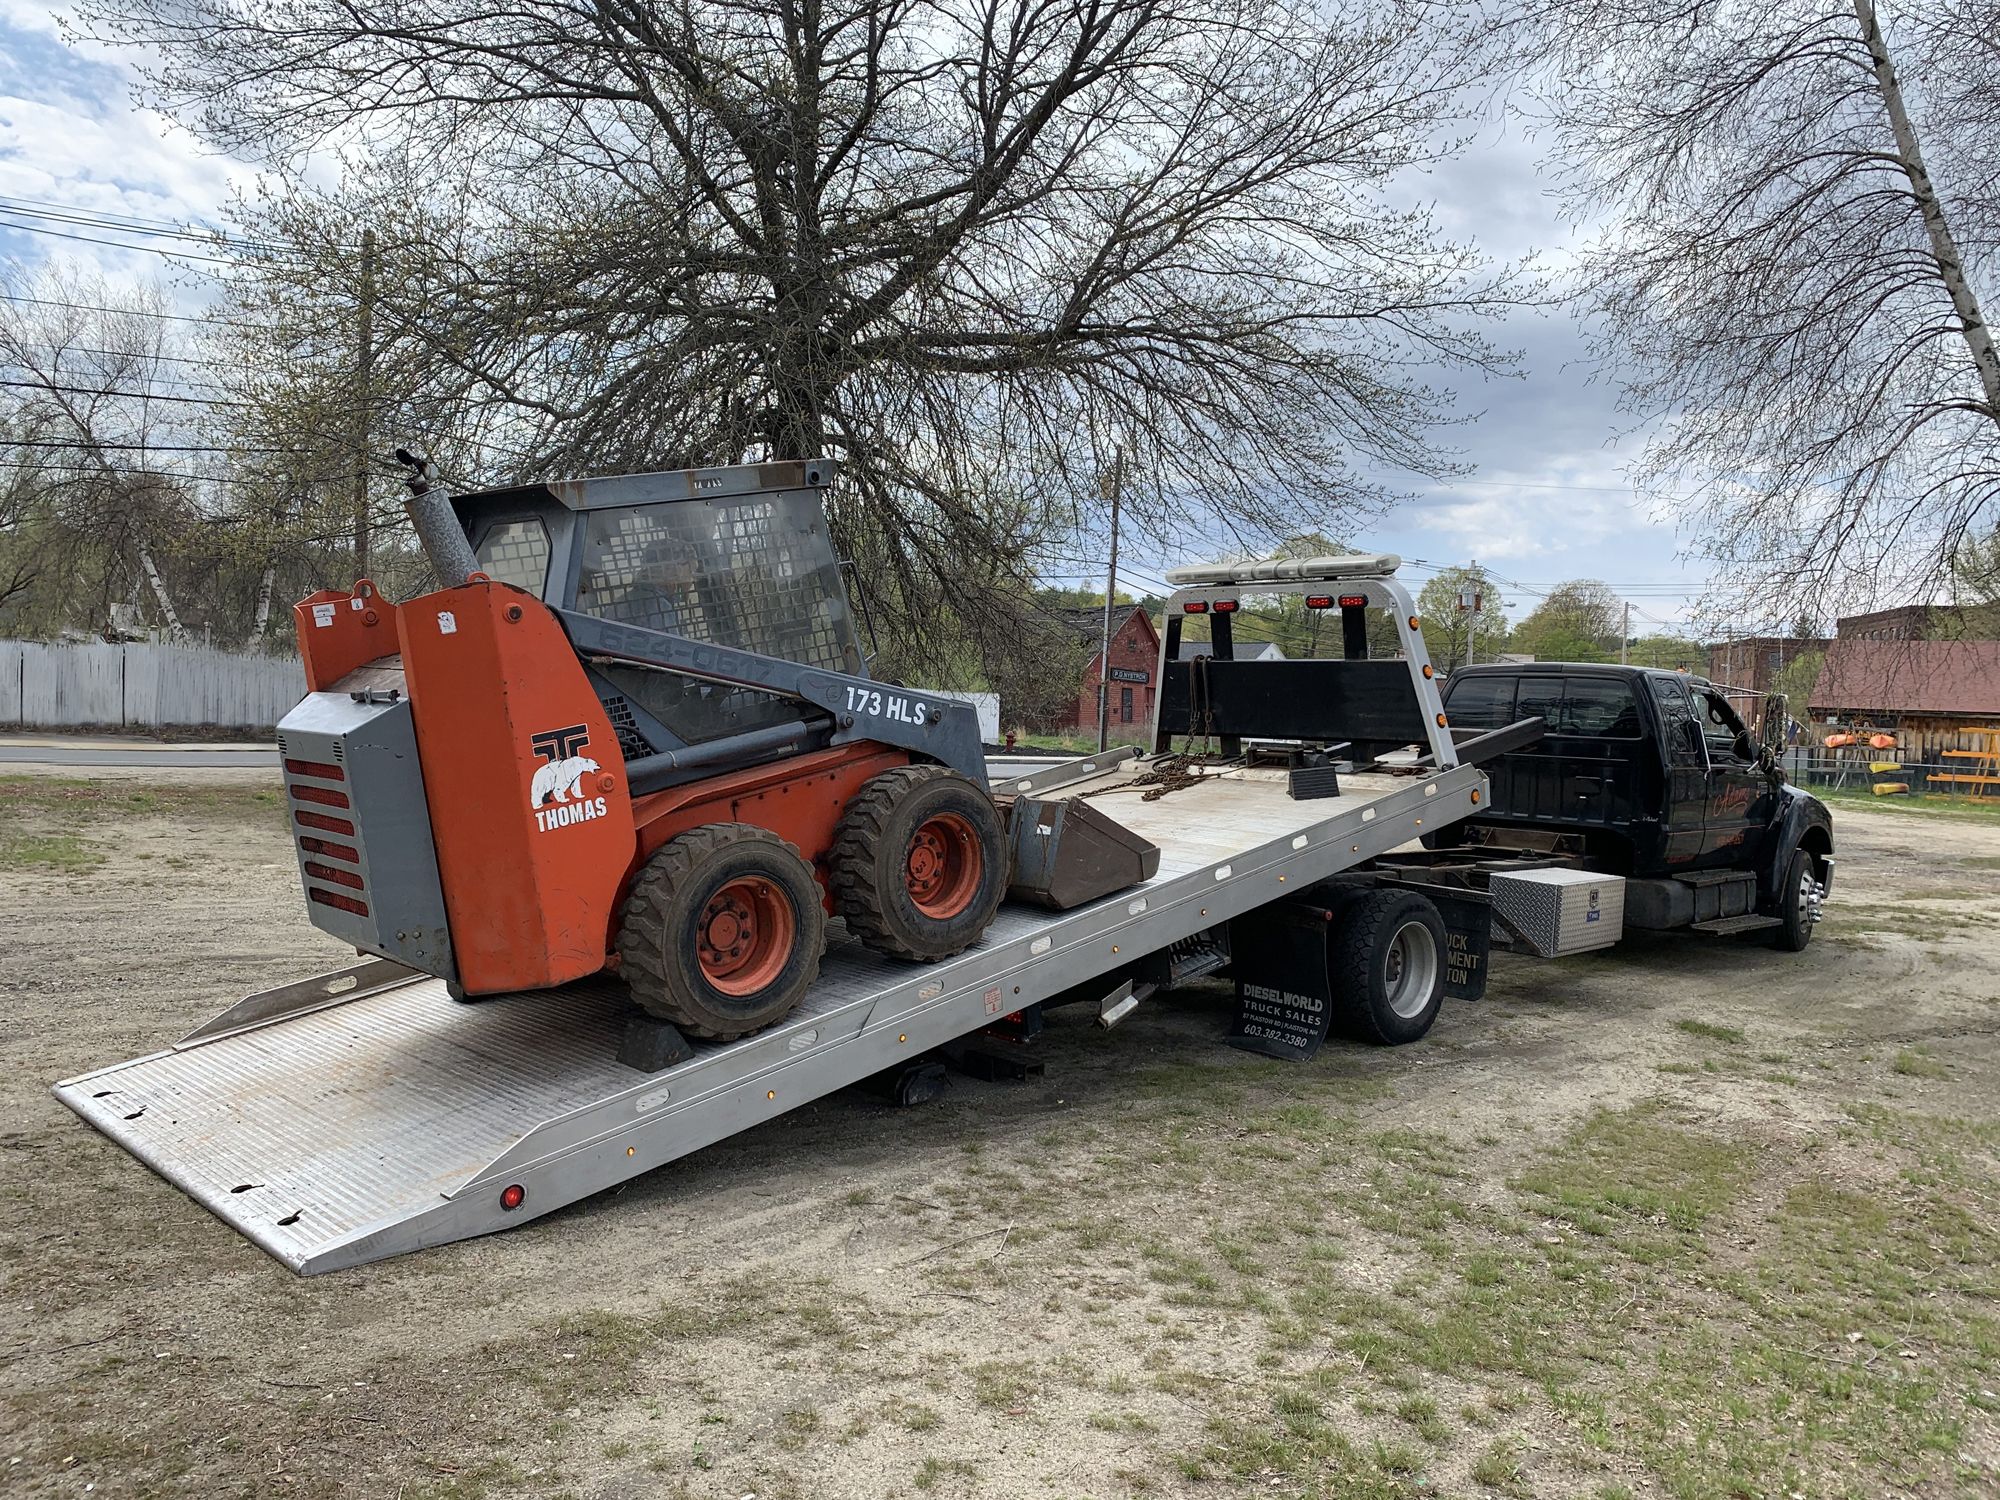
xmin=1162 ymin=554 xmax=1400 ymax=587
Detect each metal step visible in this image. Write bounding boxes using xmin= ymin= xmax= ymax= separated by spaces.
xmin=1689 ymin=913 xmax=1782 ymax=935
xmin=1680 ymin=869 xmax=1757 ymax=888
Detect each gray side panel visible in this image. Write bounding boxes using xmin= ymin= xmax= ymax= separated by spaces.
xmin=277 ymin=692 xmax=456 ymax=980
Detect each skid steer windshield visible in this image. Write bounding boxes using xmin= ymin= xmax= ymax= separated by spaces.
xmin=575 ymin=493 xmax=861 ymax=674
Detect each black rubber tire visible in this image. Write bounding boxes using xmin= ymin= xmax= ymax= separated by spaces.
xmin=616 ymin=824 xmax=826 ymax=1041
xmin=830 ymin=766 xmax=1008 ymax=962
xmin=1331 ymin=889 xmax=1449 ymax=1045
xmin=1770 ymin=847 xmax=1817 ymax=952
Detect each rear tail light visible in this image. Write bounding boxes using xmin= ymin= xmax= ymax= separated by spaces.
xmin=309 ymin=888 xmax=370 ymax=918
xmin=294 ymin=810 xmax=356 ymax=836
xmin=298 ymin=835 xmax=360 ymax=863
xmin=303 ymin=860 xmax=365 ymax=891
xmin=289 ymin=783 xmax=351 ymax=809
xmin=283 ymin=758 xmax=344 ymax=781
xmin=1338 ymin=594 xmax=1368 ymax=608
xmin=1213 ymin=600 xmax=1239 ymax=613
xmin=1305 ymin=595 xmax=1334 ymax=609
xmin=1183 ymin=601 xmax=1208 ymax=614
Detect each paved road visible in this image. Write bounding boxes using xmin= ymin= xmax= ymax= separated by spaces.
xmin=0 ymin=736 xmax=278 ymax=768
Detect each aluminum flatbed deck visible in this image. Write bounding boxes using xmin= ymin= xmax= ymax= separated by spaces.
xmin=55 ymin=752 xmax=1484 ymax=1274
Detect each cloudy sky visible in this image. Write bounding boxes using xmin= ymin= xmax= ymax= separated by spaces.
xmin=0 ymin=1 xmax=1712 ymax=636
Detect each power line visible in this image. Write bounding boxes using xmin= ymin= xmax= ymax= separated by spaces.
xmin=0 ymin=290 xmax=237 ymax=327
xmin=0 ymin=378 xmax=251 ymax=409
xmin=4 ymin=437 xmax=304 ymax=455
xmin=0 ymin=215 xmax=241 ymax=266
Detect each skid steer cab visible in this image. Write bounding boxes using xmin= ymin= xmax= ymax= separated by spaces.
xmin=277 ymin=460 xmax=1154 ymax=1043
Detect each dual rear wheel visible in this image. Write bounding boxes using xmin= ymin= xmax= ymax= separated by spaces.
xmin=617 ymin=767 xmax=1007 ymax=1041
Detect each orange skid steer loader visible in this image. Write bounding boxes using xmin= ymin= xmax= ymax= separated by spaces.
xmin=277 ymin=458 xmax=1154 ymax=1044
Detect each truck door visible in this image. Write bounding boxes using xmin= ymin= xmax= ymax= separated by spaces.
xmin=1646 ymin=676 xmax=1707 ymax=868
xmin=1692 ymin=685 xmax=1770 ymax=867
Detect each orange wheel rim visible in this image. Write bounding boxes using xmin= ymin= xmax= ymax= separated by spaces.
xmin=697 ymin=876 xmax=795 ymax=995
xmin=905 ymin=812 xmax=983 ymax=919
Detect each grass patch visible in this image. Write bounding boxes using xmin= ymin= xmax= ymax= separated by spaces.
xmin=0 ymin=775 xmax=284 ymax=822
xmin=914 ymin=1456 xmax=976 ymax=1491
xmin=1893 ymin=1049 xmax=1948 ymax=1079
xmin=0 ymin=830 xmax=105 ymax=871
xmin=1818 ymin=787 xmax=2000 ymax=822
xmin=1673 ymin=1019 xmax=1745 ymax=1045
xmin=1513 ymin=1103 xmax=1753 ymax=1255
xmin=970 ymin=1360 xmax=1037 ymax=1410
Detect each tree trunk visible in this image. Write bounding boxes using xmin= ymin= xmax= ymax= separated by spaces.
xmin=1854 ymin=0 xmax=2000 ymax=425
xmin=137 ymin=545 xmax=188 ymax=643
xmin=247 ymin=564 xmax=277 ymax=650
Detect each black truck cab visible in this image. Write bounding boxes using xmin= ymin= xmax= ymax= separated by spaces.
xmin=1440 ymin=664 xmax=1833 ymax=947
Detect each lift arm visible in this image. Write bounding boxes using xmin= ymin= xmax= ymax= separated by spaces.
xmin=555 ymin=609 xmax=989 ymax=790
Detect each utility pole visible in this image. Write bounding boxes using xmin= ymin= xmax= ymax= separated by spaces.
xmin=1095 ymin=447 xmax=1124 ymax=753
xmin=1461 ymin=559 xmax=1481 ymax=669
xmin=1620 ymin=600 xmax=1631 ymax=665
xmin=353 ymin=227 xmax=376 ymax=578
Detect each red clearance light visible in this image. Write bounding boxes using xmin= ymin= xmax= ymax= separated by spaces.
xmin=308 ymin=887 xmax=370 ymax=918
xmin=304 ymin=860 xmax=365 ymax=891
xmin=294 ymin=810 xmax=356 ymax=836
xmin=1213 ymin=599 xmax=1239 ymax=613
xmin=289 ymin=783 xmax=351 ymax=809
xmin=1338 ymin=594 xmax=1368 ymax=609
xmin=1183 ymin=601 xmax=1208 ymax=613
xmin=283 ymin=757 xmax=344 ymax=782
xmin=1305 ymin=595 xmax=1335 ymax=610
xmin=298 ymin=835 xmax=360 ymax=863
xmin=500 ymin=1184 xmax=526 ymax=1211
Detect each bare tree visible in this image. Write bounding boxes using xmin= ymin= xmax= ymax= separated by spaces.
xmin=1504 ymin=0 xmax=2000 ymax=621
xmin=0 ymin=266 xmax=210 ymax=640
xmin=84 ymin=0 xmax=1527 ymax=634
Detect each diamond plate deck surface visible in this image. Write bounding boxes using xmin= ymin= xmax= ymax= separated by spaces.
xmin=56 ymin=766 xmax=1425 ymax=1269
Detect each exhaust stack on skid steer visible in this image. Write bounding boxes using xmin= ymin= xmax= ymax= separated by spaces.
xmin=277 ymin=460 xmax=1158 ymax=1044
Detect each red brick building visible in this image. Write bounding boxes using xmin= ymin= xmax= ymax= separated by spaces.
xmin=1052 ymin=605 xmax=1162 ymax=739
xmin=1706 ymin=635 xmax=1829 ymax=694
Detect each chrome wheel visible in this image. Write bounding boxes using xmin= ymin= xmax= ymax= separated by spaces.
xmin=1383 ymin=920 xmax=1440 ymax=1020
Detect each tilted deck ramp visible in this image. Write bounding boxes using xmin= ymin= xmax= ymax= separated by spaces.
xmin=56 ymin=758 xmax=1483 ymax=1273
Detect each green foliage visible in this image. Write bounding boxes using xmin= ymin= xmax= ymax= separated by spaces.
xmin=1769 ymin=649 xmax=1824 ymax=710
xmin=1509 ymin=579 xmax=1621 ymax=663
xmin=1624 ymin=633 xmax=1702 ymax=670
xmin=1415 ymin=566 xmax=1508 ymax=670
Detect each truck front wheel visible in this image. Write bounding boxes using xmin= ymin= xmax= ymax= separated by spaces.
xmin=1333 ymin=890 xmax=1448 ymax=1045
xmin=1771 ymin=847 xmax=1819 ymax=953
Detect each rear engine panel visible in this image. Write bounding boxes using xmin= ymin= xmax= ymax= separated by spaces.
xmin=278 ymin=678 xmax=456 ymax=981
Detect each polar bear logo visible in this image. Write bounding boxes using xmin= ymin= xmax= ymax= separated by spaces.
xmin=531 ymin=755 xmax=600 ymax=807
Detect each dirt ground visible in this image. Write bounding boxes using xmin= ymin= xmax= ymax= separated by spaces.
xmin=2 ymin=769 xmax=1997 ymax=1500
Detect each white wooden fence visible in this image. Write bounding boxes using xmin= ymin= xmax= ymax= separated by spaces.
xmin=0 ymin=640 xmax=306 ymax=730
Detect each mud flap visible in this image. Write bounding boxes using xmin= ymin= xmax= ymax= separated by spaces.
xmin=1225 ymin=887 xmax=1492 ymax=1061
xmin=1226 ymin=902 xmax=1336 ymax=1061
xmin=1005 ymin=796 xmax=1162 ymax=910
xmin=1426 ymin=891 xmax=1492 ymax=1002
